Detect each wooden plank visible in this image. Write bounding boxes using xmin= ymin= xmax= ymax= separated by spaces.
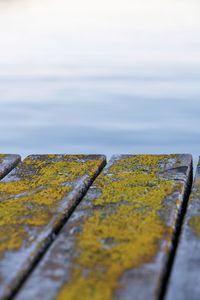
xmin=166 ymin=159 xmax=200 ymax=300
xmin=0 ymin=154 xmax=106 ymax=300
xmin=15 ymin=154 xmax=192 ymax=300
xmin=0 ymin=154 xmax=20 ymax=179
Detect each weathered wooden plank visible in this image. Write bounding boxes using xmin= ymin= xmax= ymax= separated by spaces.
xmin=15 ymin=154 xmax=192 ymax=300
xmin=0 ymin=154 xmax=20 ymax=179
xmin=0 ymin=154 xmax=106 ymax=300
xmin=166 ymin=159 xmax=200 ymax=300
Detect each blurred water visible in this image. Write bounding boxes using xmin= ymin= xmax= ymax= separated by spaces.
xmin=0 ymin=0 xmax=200 ymax=166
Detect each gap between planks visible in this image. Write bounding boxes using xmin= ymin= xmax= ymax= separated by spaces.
xmin=158 ymin=159 xmax=193 ymax=300
xmin=12 ymin=154 xmax=193 ymax=300
xmin=0 ymin=154 xmax=106 ymax=300
xmin=0 ymin=154 xmax=21 ymax=180
xmin=165 ymin=159 xmax=200 ymax=300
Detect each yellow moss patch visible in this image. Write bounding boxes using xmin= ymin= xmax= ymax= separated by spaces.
xmin=56 ymin=155 xmax=181 ymax=300
xmin=0 ymin=155 xmax=101 ymax=252
xmin=0 ymin=226 xmax=27 ymax=252
xmin=188 ymin=216 xmax=200 ymax=236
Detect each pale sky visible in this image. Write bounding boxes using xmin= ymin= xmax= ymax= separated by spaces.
xmin=0 ymin=0 xmax=200 ymax=69
xmin=0 ymin=0 xmax=200 ymax=158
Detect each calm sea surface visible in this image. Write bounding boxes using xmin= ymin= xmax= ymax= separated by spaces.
xmin=0 ymin=0 xmax=200 ymax=166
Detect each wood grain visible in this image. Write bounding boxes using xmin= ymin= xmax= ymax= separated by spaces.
xmin=0 ymin=154 xmax=20 ymax=179
xmin=0 ymin=154 xmax=106 ymax=300
xmin=166 ymin=159 xmax=200 ymax=300
xmin=15 ymin=154 xmax=192 ymax=300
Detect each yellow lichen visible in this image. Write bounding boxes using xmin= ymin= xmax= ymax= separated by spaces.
xmin=0 ymin=226 xmax=27 ymax=252
xmin=56 ymin=155 xmax=181 ymax=300
xmin=0 ymin=155 xmax=102 ymax=252
xmin=188 ymin=215 xmax=200 ymax=236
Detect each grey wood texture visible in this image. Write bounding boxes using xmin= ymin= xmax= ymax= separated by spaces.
xmin=0 ymin=154 xmax=106 ymax=300
xmin=15 ymin=154 xmax=192 ymax=300
xmin=166 ymin=160 xmax=200 ymax=300
xmin=0 ymin=154 xmax=20 ymax=179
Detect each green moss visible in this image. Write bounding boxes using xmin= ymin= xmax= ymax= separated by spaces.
xmin=56 ymin=155 xmax=181 ymax=300
xmin=0 ymin=155 xmax=101 ymax=252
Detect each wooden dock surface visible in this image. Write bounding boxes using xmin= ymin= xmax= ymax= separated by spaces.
xmin=0 ymin=154 xmax=105 ymax=300
xmin=0 ymin=153 xmax=197 ymax=300
xmin=0 ymin=154 xmax=20 ymax=179
xmin=166 ymin=160 xmax=200 ymax=300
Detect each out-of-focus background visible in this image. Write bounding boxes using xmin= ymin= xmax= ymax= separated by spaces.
xmin=0 ymin=0 xmax=200 ymax=162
